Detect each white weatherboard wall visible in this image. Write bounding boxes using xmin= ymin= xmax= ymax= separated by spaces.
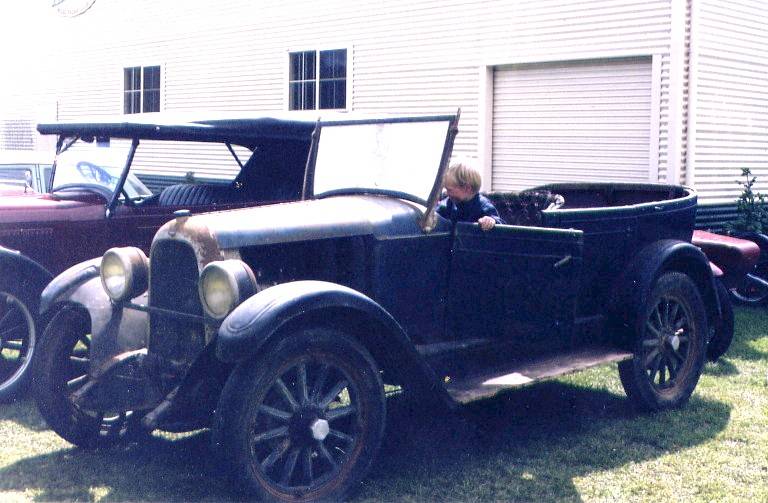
xmin=688 ymin=0 xmax=768 ymax=204
xmin=491 ymin=57 xmax=654 ymax=190
xmin=40 ymin=1 xmax=689 ymax=195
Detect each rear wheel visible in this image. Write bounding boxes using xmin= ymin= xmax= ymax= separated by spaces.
xmin=34 ymin=308 xmax=147 ymax=448
xmin=0 ymin=286 xmax=38 ymax=402
xmin=213 ymin=328 xmax=385 ymax=502
xmin=619 ymin=272 xmax=707 ymax=411
xmin=730 ymin=263 xmax=768 ymax=304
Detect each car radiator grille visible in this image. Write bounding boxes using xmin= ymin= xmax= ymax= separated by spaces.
xmin=149 ymin=239 xmax=206 ymax=370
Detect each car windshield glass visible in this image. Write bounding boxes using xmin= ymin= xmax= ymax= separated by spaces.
xmin=312 ymin=119 xmax=451 ymax=203
xmin=52 ymin=138 xmax=153 ymax=199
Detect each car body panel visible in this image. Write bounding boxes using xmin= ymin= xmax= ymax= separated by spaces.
xmin=449 ymin=223 xmax=584 ymax=355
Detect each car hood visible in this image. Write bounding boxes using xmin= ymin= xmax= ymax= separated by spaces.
xmin=0 ymin=192 xmax=99 ymax=222
xmin=170 ymin=195 xmax=430 ymax=251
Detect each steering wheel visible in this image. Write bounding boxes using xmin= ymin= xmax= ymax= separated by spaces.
xmin=50 ymin=182 xmax=113 ymax=201
xmin=76 ymin=161 xmax=115 ymax=185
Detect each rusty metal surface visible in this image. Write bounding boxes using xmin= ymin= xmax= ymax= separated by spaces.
xmin=445 ymin=346 xmax=633 ymax=404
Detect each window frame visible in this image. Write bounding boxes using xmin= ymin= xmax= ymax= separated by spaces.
xmin=122 ymin=64 xmax=163 ymax=115
xmin=286 ymin=46 xmax=351 ymax=112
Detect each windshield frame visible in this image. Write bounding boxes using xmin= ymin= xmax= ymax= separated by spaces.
xmin=105 ymin=138 xmax=139 ymax=216
xmin=51 ymin=135 xmax=141 ymax=214
xmin=303 ymin=113 xmax=459 ymax=230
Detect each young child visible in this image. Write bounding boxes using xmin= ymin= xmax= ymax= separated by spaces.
xmin=436 ymin=162 xmax=503 ymax=231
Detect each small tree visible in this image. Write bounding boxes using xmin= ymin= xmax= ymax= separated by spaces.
xmin=727 ymin=168 xmax=768 ymax=234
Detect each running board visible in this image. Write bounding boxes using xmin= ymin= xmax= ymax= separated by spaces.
xmin=444 ymin=346 xmax=633 ymax=404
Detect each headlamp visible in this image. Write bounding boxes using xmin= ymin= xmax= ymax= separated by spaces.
xmin=100 ymin=247 xmax=149 ymax=302
xmin=198 ymin=260 xmax=257 ymax=319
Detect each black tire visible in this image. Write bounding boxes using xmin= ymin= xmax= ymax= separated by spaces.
xmin=212 ymin=328 xmax=385 ymax=502
xmin=707 ymin=279 xmax=734 ymax=362
xmin=0 ymin=285 xmax=39 ymax=402
xmin=729 ymin=264 xmax=768 ymax=305
xmin=618 ymin=272 xmax=707 ymax=412
xmin=33 ymin=308 xmax=147 ymax=449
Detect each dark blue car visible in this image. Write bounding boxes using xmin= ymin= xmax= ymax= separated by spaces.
xmin=35 ymin=113 xmax=724 ymax=501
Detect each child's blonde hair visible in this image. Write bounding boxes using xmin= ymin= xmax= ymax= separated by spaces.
xmin=444 ymin=162 xmax=482 ymax=193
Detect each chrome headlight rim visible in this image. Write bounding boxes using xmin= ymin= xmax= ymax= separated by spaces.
xmin=198 ymin=260 xmax=257 ymax=320
xmin=100 ymin=247 xmax=149 ymax=302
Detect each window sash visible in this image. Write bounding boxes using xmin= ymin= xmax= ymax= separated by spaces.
xmin=289 ymin=49 xmax=346 ymax=111
xmin=124 ymin=65 xmax=160 ymax=114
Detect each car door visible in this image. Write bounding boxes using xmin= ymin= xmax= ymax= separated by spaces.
xmin=447 ymin=222 xmax=583 ymax=357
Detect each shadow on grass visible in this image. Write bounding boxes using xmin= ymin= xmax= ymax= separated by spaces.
xmin=0 ymin=397 xmax=49 ymax=432
xmin=358 ymin=382 xmax=731 ymax=501
xmin=701 ymin=307 xmax=767 ymax=377
xmin=0 ymin=380 xmax=730 ymax=502
xmin=0 ymin=429 xmax=238 ymax=502
xmin=704 ymin=357 xmax=739 ymax=377
xmin=729 ymin=306 xmax=768 ymax=362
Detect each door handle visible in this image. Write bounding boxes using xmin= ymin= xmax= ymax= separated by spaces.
xmin=553 ymin=255 xmax=572 ymax=269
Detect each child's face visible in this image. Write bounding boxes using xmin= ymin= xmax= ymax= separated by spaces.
xmin=444 ymin=180 xmax=474 ymax=202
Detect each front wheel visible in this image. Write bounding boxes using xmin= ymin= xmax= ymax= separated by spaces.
xmin=33 ymin=308 xmax=147 ymax=448
xmin=619 ymin=272 xmax=707 ymax=411
xmin=213 ymin=328 xmax=386 ymax=502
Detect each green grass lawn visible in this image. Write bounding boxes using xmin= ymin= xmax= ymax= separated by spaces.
xmin=1 ymin=307 xmax=766 ymax=502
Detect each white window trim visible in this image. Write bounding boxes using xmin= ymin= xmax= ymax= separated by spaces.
xmin=284 ymin=46 xmax=352 ymax=112
xmin=478 ymin=51 xmax=662 ymax=190
xmin=121 ymin=63 xmax=165 ymax=115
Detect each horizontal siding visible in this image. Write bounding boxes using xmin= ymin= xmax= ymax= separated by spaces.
xmin=691 ymin=0 xmax=768 ymax=203
xmin=28 ymin=1 xmax=674 ymax=180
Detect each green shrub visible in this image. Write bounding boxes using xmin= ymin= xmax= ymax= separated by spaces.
xmin=727 ymin=168 xmax=768 ymax=234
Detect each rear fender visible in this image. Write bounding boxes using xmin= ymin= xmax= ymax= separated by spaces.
xmin=217 ymin=280 xmax=452 ymax=407
xmin=611 ymin=240 xmax=718 ymax=343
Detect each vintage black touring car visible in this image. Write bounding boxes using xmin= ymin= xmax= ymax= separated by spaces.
xmin=34 ymin=113 xmax=728 ymax=501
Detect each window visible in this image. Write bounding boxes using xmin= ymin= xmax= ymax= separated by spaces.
xmin=289 ymin=49 xmax=347 ymax=110
xmin=124 ymin=65 xmax=161 ymax=114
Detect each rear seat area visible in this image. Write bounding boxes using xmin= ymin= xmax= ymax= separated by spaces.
xmin=485 ymin=190 xmax=564 ymax=226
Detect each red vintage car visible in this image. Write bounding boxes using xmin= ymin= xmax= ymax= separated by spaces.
xmin=0 ymin=115 xmax=315 ymax=400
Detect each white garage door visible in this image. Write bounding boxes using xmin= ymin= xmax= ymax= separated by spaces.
xmin=492 ymin=57 xmax=653 ymax=190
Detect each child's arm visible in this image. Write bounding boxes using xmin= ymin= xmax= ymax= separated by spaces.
xmin=478 ymin=215 xmax=496 ymax=231
xmin=477 ymin=196 xmax=503 ymax=230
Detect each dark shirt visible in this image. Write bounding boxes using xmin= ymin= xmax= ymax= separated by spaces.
xmin=436 ymin=193 xmax=503 ymax=225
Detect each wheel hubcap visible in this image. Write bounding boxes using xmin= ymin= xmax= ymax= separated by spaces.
xmin=310 ymin=418 xmax=330 ymax=441
xmin=668 ymin=329 xmax=682 ymax=352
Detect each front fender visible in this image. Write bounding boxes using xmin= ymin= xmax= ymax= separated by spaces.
xmin=217 ymin=280 xmax=452 ymax=406
xmin=40 ymin=257 xmax=102 ymax=315
xmin=40 ymin=257 xmax=149 ymax=367
xmin=611 ymin=239 xmax=718 ymax=338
